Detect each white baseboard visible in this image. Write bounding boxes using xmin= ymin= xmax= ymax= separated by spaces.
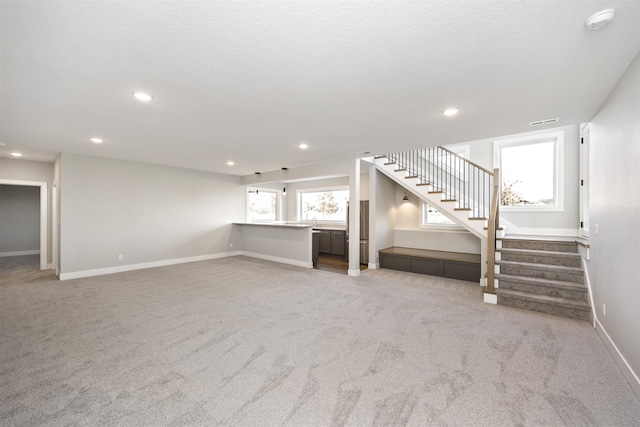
xmin=483 ymin=293 xmax=497 ymax=304
xmin=0 ymin=250 xmax=40 ymax=257
xmin=59 ymin=252 xmax=240 ymax=280
xmin=367 ymin=262 xmax=379 ymax=270
xmin=240 ymin=251 xmax=312 ymax=269
xmin=348 ymin=268 xmax=361 ymax=277
xmin=595 ymin=319 xmax=640 ymax=400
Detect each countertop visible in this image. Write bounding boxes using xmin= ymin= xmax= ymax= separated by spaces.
xmin=234 ymin=222 xmax=346 ymax=231
xmin=233 ymin=222 xmax=312 ymax=228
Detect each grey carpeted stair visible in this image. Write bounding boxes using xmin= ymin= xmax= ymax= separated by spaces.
xmin=495 ymin=238 xmax=591 ymax=321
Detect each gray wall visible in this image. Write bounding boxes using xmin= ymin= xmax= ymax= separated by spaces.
xmin=59 ymin=154 xmax=244 ymax=275
xmin=0 ymin=185 xmax=40 ymax=254
xmin=587 ymin=52 xmax=640 ymax=393
xmin=0 ymin=158 xmax=54 ymax=263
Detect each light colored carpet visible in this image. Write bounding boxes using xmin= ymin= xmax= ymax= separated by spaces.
xmin=0 ymin=255 xmax=56 ymax=286
xmin=1 ymin=256 xmax=639 ymax=426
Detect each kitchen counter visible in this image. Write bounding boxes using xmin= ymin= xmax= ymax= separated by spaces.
xmin=233 ymin=222 xmax=314 ymax=268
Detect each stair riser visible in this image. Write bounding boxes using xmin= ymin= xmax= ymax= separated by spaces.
xmin=500 ymin=253 xmax=581 ymax=268
xmin=498 ymin=296 xmax=591 ymax=321
xmin=500 ymin=240 xmax=577 ymax=253
xmin=498 ymin=280 xmax=587 ymax=300
xmin=499 ymin=265 xmax=583 ymax=283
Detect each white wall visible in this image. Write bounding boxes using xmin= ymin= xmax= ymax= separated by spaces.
xmin=587 ymin=52 xmax=640 ymax=397
xmin=393 ymin=185 xmax=481 ymax=254
xmin=448 ymin=124 xmax=581 ymax=235
xmin=371 ymin=168 xmax=396 ymax=265
xmin=0 ymin=158 xmax=54 ymax=262
xmin=0 ymin=185 xmax=40 ymax=254
xmin=59 ymin=154 xmax=244 ymax=276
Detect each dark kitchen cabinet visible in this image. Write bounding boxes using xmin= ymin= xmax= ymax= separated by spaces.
xmin=330 ymin=230 xmax=346 ymax=256
xmin=316 ymin=229 xmax=346 ymax=256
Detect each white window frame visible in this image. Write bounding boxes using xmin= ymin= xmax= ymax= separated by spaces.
xmin=246 ymin=187 xmax=281 ymax=222
xmin=296 ymin=186 xmax=349 ymax=224
xmin=493 ymin=131 xmax=564 ymax=212
xmin=419 ymin=201 xmax=464 ymax=231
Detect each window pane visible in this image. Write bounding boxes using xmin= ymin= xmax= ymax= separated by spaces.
xmin=501 ymin=141 xmax=554 ymax=206
xmin=299 ymin=190 xmax=348 ymax=221
xmin=248 ymin=191 xmax=277 ymax=221
xmin=422 ymin=204 xmax=455 ymax=225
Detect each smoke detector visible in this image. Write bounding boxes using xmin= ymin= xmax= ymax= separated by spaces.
xmin=586 ymin=9 xmax=615 ymax=31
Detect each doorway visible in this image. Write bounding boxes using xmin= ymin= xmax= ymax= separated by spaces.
xmin=0 ymin=180 xmax=49 ymax=273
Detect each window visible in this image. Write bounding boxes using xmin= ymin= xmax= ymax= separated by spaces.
xmin=421 ymin=202 xmax=459 ymax=227
xmin=494 ymin=132 xmax=563 ymax=211
xmin=298 ymin=188 xmax=348 ymax=222
xmin=247 ymin=188 xmax=279 ymax=221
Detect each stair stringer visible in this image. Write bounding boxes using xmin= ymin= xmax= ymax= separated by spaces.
xmin=373 ymin=157 xmax=488 ymax=240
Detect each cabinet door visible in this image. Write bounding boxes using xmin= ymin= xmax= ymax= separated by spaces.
xmin=318 ymin=230 xmax=331 ymax=254
xmin=330 ymin=230 xmax=346 ymax=256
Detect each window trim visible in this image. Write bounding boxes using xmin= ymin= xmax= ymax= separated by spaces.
xmin=419 ymin=201 xmax=465 ymax=231
xmin=493 ymin=131 xmax=564 ymax=212
xmin=246 ymin=187 xmax=281 ymax=222
xmin=296 ymin=185 xmax=349 ymax=224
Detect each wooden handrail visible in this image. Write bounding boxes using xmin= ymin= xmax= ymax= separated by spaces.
xmin=485 ymin=167 xmax=500 ymax=294
xmin=439 ymin=146 xmax=494 ymax=175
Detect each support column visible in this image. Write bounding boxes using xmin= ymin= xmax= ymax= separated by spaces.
xmin=348 ymin=159 xmax=361 ymax=276
xmin=368 ymin=162 xmax=378 ymax=269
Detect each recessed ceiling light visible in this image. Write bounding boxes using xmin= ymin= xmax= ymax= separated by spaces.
xmin=586 ymin=9 xmax=615 ymax=31
xmin=442 ymin=108 xmax=460 ymax=117
xmin=227 ymin=161 xmax=235 ymax=166
xmin=90 ymin=137 xmax=104 ymax=144
xmin=298 ymin=143 xmax=309 ymax=150
xmin=10 ymin=152 xmax=23 ymax=157
xmin=132 ymin=92 xmax=153 ymax=102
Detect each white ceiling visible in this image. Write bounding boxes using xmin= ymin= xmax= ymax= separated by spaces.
xmin=1 ymin=1 xmax=639 ymax=176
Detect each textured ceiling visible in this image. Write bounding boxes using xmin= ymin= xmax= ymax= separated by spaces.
xmin=1 ymin=1 xmax=639 ymax=176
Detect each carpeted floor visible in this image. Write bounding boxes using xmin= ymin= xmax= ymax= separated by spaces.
xmin=1 ymin=256 xmax=639 ymax=426
xmin=0 ymin=255 xmax=56 ymax=286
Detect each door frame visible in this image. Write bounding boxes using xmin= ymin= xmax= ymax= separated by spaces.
xmin=579 ymin=123 xmax=590 ymax=238
xmin=0 ymin=179 xmax=49 ymax=270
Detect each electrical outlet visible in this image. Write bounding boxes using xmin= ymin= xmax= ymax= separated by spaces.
xmin=595 ymin=224 xmax=599 ymax=234
xmin=230 ymin=243 xmax=233 ymax=248
xmin=118 ymin=254 xmax=123 ymax=261
xmin=602 ymin=303 xmax=606 ymax=317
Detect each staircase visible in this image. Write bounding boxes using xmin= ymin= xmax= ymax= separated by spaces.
xmin=372 ymin=147 xmax=593 ymax=321
xmin=495 ymin=238 xmax=591 ymax=321
xmin=373 ymin=149 xmax=497 ymax=240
